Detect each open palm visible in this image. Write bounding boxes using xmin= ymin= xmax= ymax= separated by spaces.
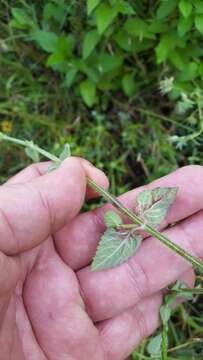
xmin=0 ymin=158 xmax=200 ymax=360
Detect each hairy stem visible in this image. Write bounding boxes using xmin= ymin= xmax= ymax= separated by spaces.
xmin=1 ymin=132 xmax=203 ymax=272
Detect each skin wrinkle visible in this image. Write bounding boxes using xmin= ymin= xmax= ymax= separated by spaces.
xmin=125 ymin=257 xmax=150 ymax=302
xmin=0 ymin=207 xmax=18 ymax=255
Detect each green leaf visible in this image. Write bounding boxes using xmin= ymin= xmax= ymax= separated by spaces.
xmin=147 ymin=333 xmax=162 ymax=357
xmin=33 ymin=31 xmax=58 ymax=53
xmin=83 ymin=30 xmax=100 ymax=59
xmin=104 ymin=211 xmax=123 ymax=228
xmin=97 ymin=53 xmax=123 ymax=73
xmin=43 ymin=2 xmax=66 ymax=26
xmin=195 ymin=15 xmax=203 ymax=34
xmin=96 ymin=4 xmax=116 ymax=34
xmin=135 ymin=189 xmax=153 ymax=214
xmin=91 ymin=229 xmax=142 ymax=271
xmin=124 ymin=18 xmax=155 ymax=39
xmin=117 ymin=2 xmax=135 ymax=15
xmin=64 ymin=68 xmax=78 ymax=89
xmin=59 ymin=144 xmax=71 ymax=161
xmin=122 ymin=73 xmax=136 ymax=97
xmin=193 ymin=0 xmax=203 ymax=14
xmin=87 ymin=0 xmax=101 ymax=16
xmin=177 ymin=15 xmax=193 ymax=37
xmin=25 ymin=142 xmax=40 ymax=163
xmin=179 ymin=0 xmax=193 ymax=18
xmin=156 ymin=34 xmax=177 ymax=63
xmin=11 ymin=7 xmax=34 ymax=29
xmin=135 ymin=187 xmax=178 ymax=228
xmin=156 ymin=0 xmax=177 ymax=19
xmin=160 ymin=305 xmax=171 ymax=323
xmin=80 ymin=79 xmax=96 ymax=107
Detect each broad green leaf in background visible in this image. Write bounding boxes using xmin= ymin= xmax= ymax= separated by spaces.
xmin=33 ymin=30 xmax=58 ymax=53
xmin=192 ymin=0 xmax=203 ymax=14
xmin=122 ymin=73 xmax=136 ymax=97
xmin=117 ymin=1 xmax=135 ymax=15
xmin=195 ymin=14 xmax=203 ymax=35
xmin=96 ymin=4 xmax=116 ymax=34
xmin=10 ymin=7 xmax=35 ymax=29
xmin=135 ymin=187 xmax=178 ymax=228
xmin=156 ymin=0 xmax=177 ymax=20
xmin=82 ymin=30 xmax=100 ymax=59
xmin=147 ymin=333 xmax=162 ymax=358
xmin=124 ymin=18 xmax=155 ymax=39
xmin=91 ymin=229 xmax=142 ymax=271
xmin=104 ymin=211 xmax=123 ymax=228
xmin=87 ymin=0 xmax=101 ymax=16
xmin=156 ymin=34 xmax=177 ymax=63
xmin=80 ymin=79 xmax=96 ymax=107
xmin=64 ymin=67 xmax=78 ymax=89
xmin=179 ymin=0 xmax=193 ymax=18
xmin=43 ymin=2 xmax=66 ymax=26
xmin=97 ymin=53 xmax=123 ymax=74
xmin=177 ymin=15 xmax=193 ymax=37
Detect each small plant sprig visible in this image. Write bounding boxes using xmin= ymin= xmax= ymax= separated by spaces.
xmin=147 ymin=280 xmax=197 ymax=360
xmin=91 ymin=187 xmax=177 ymax=270
xmin=1 ymin=132 xmax=203 ymax=274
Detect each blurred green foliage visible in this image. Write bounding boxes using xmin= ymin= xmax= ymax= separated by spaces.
xmin=0 ymin=0 xmax=203 ymax=358
xmin=1 ymin=0 xmax=203 ymax=193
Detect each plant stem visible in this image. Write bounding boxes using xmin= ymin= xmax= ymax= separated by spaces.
xmin=87 ymin=181 xmax=203 ymax=273
xmin=1 ymin=132 xmax=203 ymax=273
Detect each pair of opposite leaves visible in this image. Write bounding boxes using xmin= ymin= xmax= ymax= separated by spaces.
xmin=91 ymin=187 xmax=178 ymax=271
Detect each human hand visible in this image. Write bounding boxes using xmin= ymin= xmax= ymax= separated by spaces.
xmin=0 ymin=160 xmax=198 ymax=360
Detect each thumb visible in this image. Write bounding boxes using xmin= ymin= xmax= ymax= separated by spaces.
xmin=0 ymin=157 xmax=108 ymax=255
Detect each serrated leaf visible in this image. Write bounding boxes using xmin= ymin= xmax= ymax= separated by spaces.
xmin=82 ymin=30 xmax=100 ymax=59
xmin=147 ymin=333 xmax=162 ymax=357
xmin=179 ymin=0 xmax=193 ymax=18
xmin=104 ymin=211 xmax=123 ymax=228
xmin=25 ymin=143 xmax=40 ymax=163
xmin=96 ymin=4 xmax=116 ymax=35
xmin=135 ymin=189 xmax=153 ymax=214
xmin=87 ymin=0 xmax=101 ymax=16
xmin=135 ymin=187 xmax=178 ymax=228
xmin=91 ymin=229 xmax=142 ymax=271
xmin=59 ymin=144 xmax=71 ymax=161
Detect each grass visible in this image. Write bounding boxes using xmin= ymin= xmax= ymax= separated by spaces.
xmin=0 ymin=0 xmax=203 ymax=358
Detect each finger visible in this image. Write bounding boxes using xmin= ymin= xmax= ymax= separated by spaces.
xmin=5 ymin=160 xmax=109 ymax=200
xmin=77 ymin=209 xmax=202 ymax=321
xmin=5 ymin=162 xmax=50 ymax=184
xmin=54 ymin=165 xmax=203 ymax=270
xmin=0 ymin=157 xmax=108 ymax=255
xmin=98 ymin=269 xmax=195 ymax=360
xmin=24 ymin=240 xmax=104 ymax=360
